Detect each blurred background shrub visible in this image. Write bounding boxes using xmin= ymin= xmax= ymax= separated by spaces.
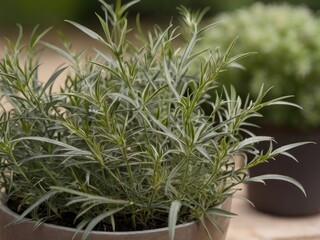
xmin=1 ymin=0 xmax=320 ymax=27
xmin=200 ymin=3 xmax=320 ymax=130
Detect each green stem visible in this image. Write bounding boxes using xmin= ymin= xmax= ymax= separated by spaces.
xmin=122 ymin=140 xmax=137 ymax=229
xmin=9 ymin=151 xmax=32 ymax=185
xmin=180 ymin=149 xmax=191 ymax=196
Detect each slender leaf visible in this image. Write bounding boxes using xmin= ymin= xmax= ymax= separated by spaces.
xmin=246 ymin=174 xmax=306 ymax=196
xmin=236 ymin=136 xmax=273 ymax=149
xmin=168 ymin=200 xmax=181 ymax=240
xmin=12 ymin=137 xmax=91 ymax=155
xmin=82 ymin=207 xmax=125 ymax=240
xmin=65 ymin=20 xmax=104 ymax=41
xmin=12 ymin=190 xmax=59 ymax=224
xmin=271 ymin=142 xmax=314 ymax=157
xmin=51 ymin=187 xmax=129 ymax=205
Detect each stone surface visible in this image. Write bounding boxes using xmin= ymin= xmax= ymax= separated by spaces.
xmin=227 ymin=187 xmax=320 ymax=240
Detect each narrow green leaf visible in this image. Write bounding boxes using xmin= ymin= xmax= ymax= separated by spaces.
xmin=236 ymin=136 xmax=273 ymax=150
xmin=73 ymin=220 xmax=90 ymax=240
xmin=223 ymin=37 xmax=239 ymax=61
xmin=168 ymin=200 xmax=181 ymax=240
xmin=227 ymin=52 xmax=256 ymax=65
xmin=12 ymin=137 xmax=91 ymax=155
xmin=266 ymin=101 xmax=302 ymax=109
xmin=164 ymin=60 xmax=180 ymax=102
xmin=29 ymin=26 xmax=52 ymax=49
xmin=246 ymin=174 xmax=306 ymax=196
xmin=199 ymin=216 xmax=214 ymax=240
xmin=148 ymin=114 xmax=184 ymax=151
xmin=109 ymin=93 xmax=138 ymax=107
xmin=165 ymin=160 xmax=185 ymax=196
xmin=40 ymin=67 xmax=68 ymax=97
xmin=120 ymin=0 xmax=140 ymax=15
xmin=12 ymin=190 xmax=59 ymax=224
xmin=65 ymin=20 xmax=103 ymax=42
xmin=51 ymin=186 xmax=129 ymax=205
xmin=271 ymin=142 xmax=314 ymax=157
xmin=196 ymin=146 xmax=211 ymax=161
xmin=144 ymin=84 xmax=168 ymax=104
xmin=207 ymin=207 xmax=236 ymax=218
xmin=82 ymin=207 xmax=125 ymax=240
xmin=280 ymin=152 xmax=298 ymax=162
xmin=44 ymin=43 xmax=76 ymax=63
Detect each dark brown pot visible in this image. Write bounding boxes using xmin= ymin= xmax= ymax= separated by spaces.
xmin=248 ymin=125 xmax=320 ymax=216
xmin=0 ymin=197 xmax=231 ymax=240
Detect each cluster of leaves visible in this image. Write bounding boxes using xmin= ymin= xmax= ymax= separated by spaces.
xmin=0 ymin=1 xmax=307 ymax=239
xmin=200 ymin=3 xmax=320 ymax=129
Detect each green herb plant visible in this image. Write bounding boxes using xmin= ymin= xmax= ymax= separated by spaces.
xmin=0 ymin=1 xmax=309 ymax=239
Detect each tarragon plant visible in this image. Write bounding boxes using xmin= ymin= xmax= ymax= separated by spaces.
xmin=0 ymin=1 xmax=309 ymax=239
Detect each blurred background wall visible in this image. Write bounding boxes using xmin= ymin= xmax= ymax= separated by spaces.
xmin=0 ymin=0 xmax=320 ymax=28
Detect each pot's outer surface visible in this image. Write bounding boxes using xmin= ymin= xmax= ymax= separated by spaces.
xmin=0 ymin=198 xmax=231 ymax=240
xmin=248 ymin=125 xmax=320 ymax=216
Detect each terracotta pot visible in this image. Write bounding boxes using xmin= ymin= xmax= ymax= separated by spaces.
xmin=0 ymin=198 xmax=231 ymax=240
xmin=248 ymin=125 xmax=320 ymax=216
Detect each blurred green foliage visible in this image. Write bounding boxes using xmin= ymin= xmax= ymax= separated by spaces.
xmin=0 ymin=0 xmax=95 ymax=27
xmin=126 ymin=0 xmax=320 ymax=16
xmin=2 ymin=0 xmax=320 ymax=27
xmin=120 ymin=0 xmax=255 ymax=16
xmin=200 ymin=3 xmax=320 ymax=130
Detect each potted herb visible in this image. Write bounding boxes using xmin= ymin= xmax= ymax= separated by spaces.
xmin=200 ymin=3 xmax=320 ymax=216
xmin=0 ymin=1 xmax=309 ymax=239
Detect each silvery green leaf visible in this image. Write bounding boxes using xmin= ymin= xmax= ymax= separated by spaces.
xmin=168 ymin=200 xmax=181 ymax=240
xmin=271 ymin=142 xmax=314 ymax=157
xmin=65 ymin=20 xmax=104 ymax=41
xmin=82 ymin=207 xmax=125 ymax=240
xmin=246 ymin=174 xmax=306 ymax=196
xmin=236 ymin=136 xmax=273 ymax=149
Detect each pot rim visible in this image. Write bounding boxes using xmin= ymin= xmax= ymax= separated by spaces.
xmin=0 ymin=201 xmax=197 ymax=236
xmin=0 ymin=193 xmax=231 ymax=237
